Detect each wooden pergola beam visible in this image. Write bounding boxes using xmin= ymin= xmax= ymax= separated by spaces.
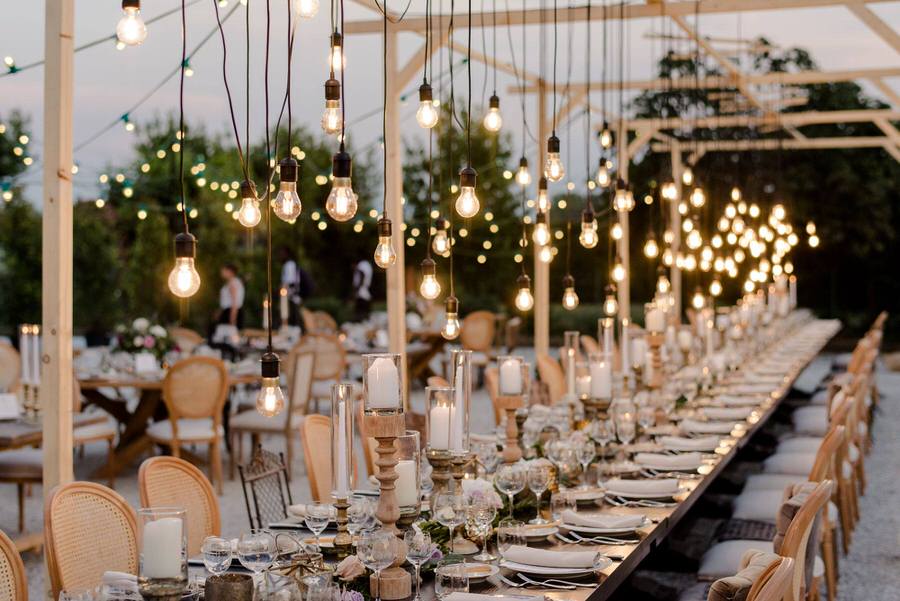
xmin=650 ymin=135 xmax=896 ymax=151
xmin=846 ymin=2 xmax=900 ymax=53
xmin=622 ymin=108 xmax=900 ymax=130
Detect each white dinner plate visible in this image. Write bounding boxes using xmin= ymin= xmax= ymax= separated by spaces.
xmin=603 ymin=487 xmax=686 ymax=500
xmin=636 ymin=460 xmax=701 ymax=472
xmin=521 ymin=524 xmax=559 ymax=541
xmin=499 ymin=560 xmax=599 ymax=578
xmin=560 ymin=516 xmax=651 ymax=535
xmin=464 ymin=563 xmax=499 ymax=583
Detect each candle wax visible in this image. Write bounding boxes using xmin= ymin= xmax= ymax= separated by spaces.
xmin=499 ymin=359 xmax=522 ymax=396
xmin=141 ymin=517 xmax=184 ymax=579
xmin=367 ymin=357 xmax=401 ymax=409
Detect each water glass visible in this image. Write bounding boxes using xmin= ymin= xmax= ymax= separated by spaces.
xmin=494 ymin=464 xmax=526 ymax=517
xmin=496 ymin=519 xmax=525 ymax=558
xmin=434 ymin=560 xmax=469 ymax=600
xmin=59 ymin=590 xmax=95 ymax=601
xmin=348 ymin=496 xmax=373 ymax=536
xmin=614 ymin=411 xmax=636 ymax=446
xmin=467 ymin=498 xmax=498 ymax=561
xmin=201 ymin=536 xmax=232 ymax=576
xmin=550 ymin=491 xmax=577 ymax=523
xmin=304 ymin=502 xmax=333 ymax=550
xmin=432 ymin=493 xmax=466 ymax=553
xmin=404 ymin=530 xmax=434 ymax=601
xmin=237 ymin=530 xmax=275 ymax=574
xmin=526 ymin=463 xmax=551 ymax=524
xmin=575 ymin=441 xmax=596 ymax=488
xmin=637 ymin=403 xmax=656 ymax=434
xmin=357 ymin=530 xmax=395 ymax=601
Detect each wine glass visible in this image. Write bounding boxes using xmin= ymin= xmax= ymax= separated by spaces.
xmin=637 ymin=403 xmax=656 ymax=436
xmin=496 ymin=518 xmax=525 ymax=559
xmin=357 ymin=530 xmax=395 ymax=601
xmin=473 ymin=441 xmax=501 ymax=476
xmin=58 ymin=589 xmax=95 ymax=601
xmin=237 ymin=529 xmax=275 ymax=594
xmin=575 ymin=441 xmax=596 ymax=489
xmin=306 ymin=579 xmax=339 ymax=601
xmin=404 ymin=530 xmax=434 ymax=601
xmin=432 ymin=493 xmax=466 ymax=553
xmin=467 ymin=498 xmax=498 ymax=561
xmin=434 ymin=560 xmax=469 ymax=600
xmin=347 ymin=496 xmax=371 ymax=537
xmin=201 ymin=535 xmax=232 ymax=576
xmin=494 ymin=464 xmax=526 ymax=518
xmin=526 ymin=463 xmax=551 ymax=524
xmin=550 ymin=491 xmax=577 ymax=523
xmin=615 ymin=411 xmax=636 ymax=447
xmin=304 ymin=502 xmax=332 ymax=551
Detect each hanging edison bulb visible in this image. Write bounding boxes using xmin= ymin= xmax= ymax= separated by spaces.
xmin=328 ymin=31 xmax=345 ymax=72
xmin=737 ymin=201 xmax=748 ymax=215
xmin=712 ymin=234 xmax=723 ymax=248
xmin=613 ymin=179 xmax=634 ymax=212
xmin=326 ymin=148 xmax=358 ymax=221
xmin=432 ymin=218 xmax=451 ymax=257
xmin=730 ymin=186 xmax=741 ymax=202
xmin=579 ymin=208 xmax=599 ymax=249
xmin=662 ymin=247 xmax=674 ymax=266
xmin=273 ymin=158 xmax=302 ymax=222
xmin=538 ymin=244 xmax=554 ymax=264
xmin=611 ymin=256 xmax=626 ymax=283
xmin=689 ymin=187 xmax=706 ymax=208
xmin=663 ymin=229 xmax=674 ymax=244
xmin=596 ymin=158 xmax=611 ymax=188
xmin=536 ymin=177 xmax=550 ymax=212
xmin=544 ymin=135 xmax=565 ymax=181
xmin=656 ymin=268 xmax=671 ymax=294
xmin=419 ymin=257 xmax=441 ymax=300
xmin=321 ymin=78 xmax=342 ymax=135
xmin=256 ymin=353 xmax=285 ymax=417
xmin=562 ymin=274 xmax=579 ymax=310
xmin=808 ymin=233 xmax=820 ymax=248
xmin=603 ymin=284 xmax=618 ymax=316
xmin=514 ymin=274 xmax=534 ymax=312
xmin=117 ymin=0 xmax=148 ymax=46
xmin=805 ymin=221 xmax=816 ymax=235
xmin=294 ymin=0 xmax=319 ymax=18
xmin=237 ymin=180 xmax=261 ymax=228
xmin=167 ymin=232 xmax=201 ymax=298
xmin=373 ymin=217 xmax=396 ymax=269
xmin=599 ymin=122 xmax=613 ymax=149
xmin=455 ymin=166 xmax=480 ymax=218
xmin=643 ymin=234 xmax=659 ymax=259
xmin=709 ymin=277 xmax=723 ymax=297
xmin=772 ymin=204 xmax=786 ymax=221
xmin=686 ymin=229 xmax=702 ymax=250
xmin=610 ymin=222 xmax=623 ymax=240
xmin=717 ymin=216 xmax=730 ymax=232
xmin=661 ymin=181 xmax=677 ymax=201
xmin=682 ymin=166 xmax=694 ymax=186
xmin=691 ymin=287 xmax=705 ymax=310
xmin=749 ymin=203 xmax=760 ymax=218
xmin=532 ymin=211 xmax=551 ymax=246
xmin=515 ymin=157 xmax=532 ymax=186
xmin=725 ymin=203 xmax=737 ymax=219
xmin=415 ymin=82 xmax=439 ymax=129
xmin=441 ymin=296 xmax=461 ymax=340
xmin=483 ymin=94 xmax=503 ymax=132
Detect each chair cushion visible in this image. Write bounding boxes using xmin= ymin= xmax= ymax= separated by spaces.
xmin=777 ymin=436 xmax=822 ymax=454
xmin=146 ymin=418 xmax=223 ymax=441
xmin=230 ymin=409 xmax=304 ymax=432
xmin=792 ymin=406 xmax=828 ymax=436
xmin=809 ymin=389 xmax=829 ymax=405
xmin=709 ymin=550 xmax=782 ymax=601
xmin=699 ymin=539 xmax=823 ymax=581
xmin=734 ymin=489 xmax=838 ymax=526
xmin=764 ymin=452 xmax=816 ymax=476
xmin=0 ymin=448 xmax=43 ymax=479
xmin=311 ymin=379 xmax=337 ymax=400
xmin=744 ymin=473 xmax=806 ymax=492
xmin=73 ymin=419 xmax=117 ymax=443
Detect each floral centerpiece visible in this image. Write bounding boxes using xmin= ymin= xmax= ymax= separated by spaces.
xmin=115 ymin=318 xmax=175 ymax=362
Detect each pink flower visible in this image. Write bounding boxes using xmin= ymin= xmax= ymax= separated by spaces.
xmin=143 ymin=336 xmax=156 ymax=349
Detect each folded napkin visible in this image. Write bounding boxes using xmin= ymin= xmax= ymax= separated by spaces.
xmin=0 ymin=393 xmax=20 ymax=420
xmin=102 ymin=571 xmax=138 ymax=592
xmin=659 ymin=435 xmax=720 ymax=451
xmin=701 ymin=407 xmax=753 ymax=421
xmin=504 ymin=545 xmax=598 ymax=568
xmin=602 ymin=478 xmax=680 ymax=495
xmin=680 ymin=419 xmax=736 ymax=434
xmin=287 ymin=503 xmax=307 ymax=518
xmin=560 ymin=509 xmax=644 ymax=530
xmin=444 ymin=594 xmax=535 ymax=601
xmin=716 ymin=395 xmax=759 ymax=407
xmin=634 ymin=452 xmax=702 ymax=469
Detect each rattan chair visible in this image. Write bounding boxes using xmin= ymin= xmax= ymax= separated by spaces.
xmin=169 ymin=326 xmax=205 ymax=354
xmin=0 ymin=342 xmax=20 ymax=394
xmin=301 ymin=414 xmax=333 ymax=502
xmin=138 ymin=456 xmax=221 ymax=557
xmin=44 ymin=481 xmax=138 ymax=600
xmin=483 ymin=366 xmax=502 ymax=426
xmin=293 ymin=333 xmax=347 ymax=413
xmin=230 ymin=350 xmax=315 ymax=478
xmin=459 ymin=311 xmax=497 ymax=377
xmin=146 ymin=356 xmax=229 ymax=493
xmin=238 ymin=447 xmax=294 ymax=530
xmin=0 ymin=528 xmax=26 ymax=601
xmin=536 ymin=353 xmax=566 ymax=405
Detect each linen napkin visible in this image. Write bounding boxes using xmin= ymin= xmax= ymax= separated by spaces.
xmin=287 ymin=503 xmax=307 ymax=518
xmin=560 ymin=509 xmax=644 ymax=530
xmin=503 ymin=545 xmax=598 ymax=568
xmin=680 ymin=419 xmax=736 ymax=434
xmin=729 ymin=383 xmax=773 ymax=395
xmin=701 ymin=407 xmax=753 ymax=421
xmin=634 ymin=452 xmax=702 ymax=470
xmin=102 ymin=571 xmax=138 ymax=592
xmin=602 ymin=478 xmax=680 ymax=495
xmin=659 ymin=435 xmax=720 ymax=451
xmin=444 ymin=594 xmax=540 ymax=601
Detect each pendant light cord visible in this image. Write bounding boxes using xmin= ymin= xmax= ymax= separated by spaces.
xmin=178 ymin=0 xmax=189 ymax=234
xmin=382 ymin=0 xmax=388 ymax=218
xmin=550 ymin=0 xmax=557 ymax=136
xmin=465 ymin=0 xmax=472 ymax=167
xmin=212 ymin=0 xmax=249 ymax=181
xmin=286 ymin=0 xmax=293 ymax=150
xmin=584 ymin=0 xmax=592 ymax=213
xmin=245 ymin=0 xmax=251 ymax=178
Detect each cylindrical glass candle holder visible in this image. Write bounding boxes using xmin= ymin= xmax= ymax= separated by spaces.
xmin=448 ymin=350 xmax=471 ymax=456
xmin=575 ymin=361 xmax=591 ymax=399
xmin=426 ymin=386 xmax=455 ymax=454
xmin=563 ymin=331 xmax=579 ymax=398
xmin=362 ymin=353 xmax=403 ymax=415
xmin=588 ymin=353 xmax=612 ymax=401
xmin=395 ymin=430 xmax=422 ymax=518
xmin=598 ymin=318 xmax=615 ymax=361
xmin=138 ymin=507 xmax=188 ymax=598
xmin=497 ymin=356 xmax=526 ymax=396
xmin=331 ymin=383 xmax=355 ymax=499
xmin=644 ymin=301 xmax=664 ymax=334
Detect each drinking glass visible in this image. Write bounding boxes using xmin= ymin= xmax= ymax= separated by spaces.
xmin=496 ymin=519 xmax=525 ymax=559
xmin=404 ymin=530 xmax=434 ymax=601
xmin=550 ymin=491 xmax=577 ymax=523
xmin=435 ymin=560 xmax=469 ymax=600
xmin=306 ymin=578 xmax=339 ymax=601
xmin=575 ymin=441 xmax=595 ymax=489
xmin=59 ymin=590 xmax=95 ymax=601
xmin=637 ymin=404 xmax=656 ymax=435
xmin=304 ymin=502 xmax=333 ymax=551
xmin=237 ymin=529 xmax=276 ymax=575
xmin=473 ymin=441 xmax=500 ymax=476
xmin=201 ymin=536 xmax=232 ymax=576
xmin=357 ymin=530 xmax=395 ymax=601
xmin=347 ymin=496 xmax=371 ymax=537
xmin=615 ymin=411 xmax=636 ymax=446
xmin=432 ymin=493 xmax=466 ymax=553
xmin=526 ymin=463 xmax=551 ymax=524
xmin=467 ymin=498 xmax=498 ymax=561
xmin=494 ymin=464 xmax=526 ymax=517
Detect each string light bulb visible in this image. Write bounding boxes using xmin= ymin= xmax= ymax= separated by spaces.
xmin=117 ymin=0 xmax=148 ymax=46
xmin=455 ymin=166 xmax=480 ymax=218
xmin=772 ymin=204 xmax=786 ymax=221
xmin=599 ymin=122 xmax=613 ymax=149
xmin=806 ymin=221 xmax=816 ymax=235
xmin=611 ymin=222 xmax=623 ymax=240
xmin=532 ymin=211 xmax=551 ymax=246
xmin=416 ymin=82 xmax=439 ymax=129
xmin=432 ymin=218 xmax=451 ymax=257
xmin=603 ymin=285 xmax=618 ymax=316
xmin=441 ymin=296 xmax=460 ymax=340
xmin=689 ymin=187 xmax=706 ymax=208
xmin=661 ymin=181 xmax=677 ymax=201
xmin=562 ymin=275 xmax=579 ymax=310
xmin=321 ymin=78 xmax=343 ymax=135
xmin=273 ymin=158 xmax=302 ymax=222
xmin=579 ymin=208 xmax=599 ymax=249
xmin=293 ymin=0 xmax=319 ymax=19
xmin=514 ymin=274 xmax=534 ymax=312
xmin=256 ymin=353 xmax=285 ymax=417
xmin=691 ymin=287 xmax=705 ymax=310
xmin=656 ymin=268 xmax=670 ymax=294
xmin=730 ymin=186 xmax=741 ymax=202
xmin=544 ymin=135 xmax=565 ymax=181
xmin=326 ymin=148 xmax=358 ymax=221
xmin=682 ymin=166 xmax=694 ymax=186
xmin=328 ymin=31 xmax=345 ymax=72
xmin=613 ymin=178 xmax=634 ymax=212
xmin=237 ymin=180 xmax=261 ymax=228
xmin=419 ymin=258 xmax=441 ymax=300
xmin=538 ymin=244 xmax=554 ymax=263
xmin=808 ymin=234 xmax=820 ymax=248
xmin=710 ymin=277 xmax=723 ymax=297
xmin=167 ymin=232 xmax=201 ymax=298
xmin=483 ymin=94 xmax=503 ymax=132
xmin=643 ymin=234 xmax=659 ymax=259
xmin=374 ymin=217 xmax=396 ymax=269
xmin=596 ymin=159 xmax=611 ymax=188
xmin=536 ymin=177 xmax=550 ymax=212
xmin=611 ymin=256 xmax=626 ymax=283
xmin=515 ymin=157 xmax=532 ymax=186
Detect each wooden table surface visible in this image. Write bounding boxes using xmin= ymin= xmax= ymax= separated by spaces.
xmin=0 ymin=412 xmax=109 ymax=450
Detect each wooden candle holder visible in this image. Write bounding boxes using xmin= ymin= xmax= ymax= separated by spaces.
xmin=362 ymin=412 xmax=411 ymax=600
xmin=647 ymin=332 xmax=665 ymax=390
xmin=496 ymin=395 xmax=525 ymax=463
xmin=332 ymin=497 xmax=352 ymax=559
xmin=426 ymin=449 xmax=452 ymax=496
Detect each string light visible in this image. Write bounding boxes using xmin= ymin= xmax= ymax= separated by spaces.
xmin=256 ymin=353 xmax=285 ymax=417
xmin=681 ymin=165 xmax=694 ymax=186
xmin=326 ymin=148 xmax=358 ymax=221
xmin=294 ymin=0 xmax=319 ymax=18
xmin=579 ymin=208 xmax=599 ymax=249
xmin=321 ymin=77 xmax=342 ymax=135
xmin=419 ymin=257 xmax=441 ymax=300
xmin=483 ymin=94 xmax=503 ymax=132
xmin=416 ymin=82 xmax=439 ymax=128
xmin=544 ymin=135 xmax=565 ymax=181
xmin=689 ymin=187 xmax=705 ymax=208
xmin=691 ymin=287 xmax=705 ymax=310
xmin=515 ymin=157 xmax=531 ymax=186
xmin=328 ymin=31 xmax=345 ymax=72
xmin=603 ymin=284 xmax=618 ymax=316
xmin=643 ymin=234 xmax=659 ymax=259
xmin=441 ymin=296 xmax=461 ymax=340
xmin=599 ymin=122 xmax=613 ymax=149
xmin=374 ymin=217 xmax=396 ymax=268
xmin=536 ymin=177 xmax=550 ymax=212
xmin=167 ymin=233 xmax=201 ymax=298
xmin=533 ymin=211 xmax=551 ymax=246
xmin=237 ymin=180 xmax=261 ymax=228
xmin=117 ymin=0 xmax=148 ymax=46
xmin=611 ymin=255 xmax=626 ymax=283
xmin=273 ymin=158 xmax=302 ymax=222
xmin=562 ymin=275 xmax=579 ymax=310
xmin=432 ymin=218 xmax=451 ymax=256
xmin=596 ymin=159 xmax=611 ymax=188
xmin=514 ymin=274 xmax=534 ymax=312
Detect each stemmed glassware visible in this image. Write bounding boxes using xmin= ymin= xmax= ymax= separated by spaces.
xmin=237 ymin=529 xmax=275 ymax=595
xmin=466 ymin=498 xmax=498 ymax=561
xmin=347 ymin=496 xmax=373 ymax=537
xmin=304 ymin=502 xmax=333 ymax=551
xmin=550 ymin=491 xmax=576 ymax=523
xmin=432 ymin=493 xmax=466 ymax=553
xmin=494 ymin=464 xmax=526 ymax=518
xmin=404 ymin=530 xmax=434 ymax=601
xmin=201 ymin=536 xmax=232 ymax=576
xmin=576 ymin=441 xmax=596 ymax=489
xmin=637 ymin=402 xmax=656 ymax=437
xmin=496 ymin=519 xmax=525 ymax=559
xmin=357 ymin=530 xmax=395 ymax=601
xmin=473 ymin=441 xmax=501 ymax=476
xmin=434 ymin=559 xmax=469 ymax=600
xmin=526 ymin=463 xmax=551 ymax=524
xmin=614 ymin=409 xmax=636 ymax=447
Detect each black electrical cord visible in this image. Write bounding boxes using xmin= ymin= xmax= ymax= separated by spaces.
xmin=178 ymin=0 xmax=189 ymax=234
xmin=212 ymin=0 xmax=249 ymax=180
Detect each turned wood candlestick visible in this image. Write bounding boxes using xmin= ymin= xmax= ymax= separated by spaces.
xmin=496 ymin=395 xmax=525 ymax=463
xmin=332 ymin=497 xmax=352 ymax=559
xmin=426 ymin=449 xmax=452 ymax=496
xmin=647 ymin=332 xmax=665 ymax=390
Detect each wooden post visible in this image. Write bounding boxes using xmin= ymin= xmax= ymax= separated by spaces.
xmin=669 ymin=143 xmax=683 ymax=321
xmin=384 ymin=25 xmax=408 ymax=406
xmin=616 ymin=121 xmax=630 ymax=323
xmin=534 ymin=82 xmax=550 ymax=358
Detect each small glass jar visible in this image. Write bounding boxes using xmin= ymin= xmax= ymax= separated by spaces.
xmin=362 ymin=353 xmax=403 ymax=415
xmin=496 ymin=355 xmax=527 ymax=397
xmin=138 ymin=507 xmax=188 ymax=599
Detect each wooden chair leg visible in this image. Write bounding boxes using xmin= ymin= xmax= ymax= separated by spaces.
xmin=838 ymin=488 xmax=853 ymax=554
xmin=855 ymin=461 xmax=866 ymax=494
xmin=210 ymin=439 xmax=223 ymax=495
xmin=822 ymin=531 xmax=837 ymax=601
xmin=17 ymin=483 xmax=25 ymax=533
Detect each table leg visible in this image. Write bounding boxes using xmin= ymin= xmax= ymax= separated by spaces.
xmin=91 ymin=389 xmax=162 ymax=479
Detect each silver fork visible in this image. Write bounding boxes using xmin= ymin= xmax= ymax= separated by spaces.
xmin=568 ymin=532 xmax=640 ymax=545
xmin=499 ymin=574 xmax=574 ymax=590
xmin=518 ymin=574 xmax=594 ymax=589
xmin=606 ymin=496 xmax=677 ymax=508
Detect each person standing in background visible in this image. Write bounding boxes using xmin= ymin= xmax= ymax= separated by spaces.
xmin=351 ymin=258 xmax=373 ymax=322
xmin=217 ymin=263 xmax=245 ymax=329
xmin=279 ymin=246 xmax=302 ymax=326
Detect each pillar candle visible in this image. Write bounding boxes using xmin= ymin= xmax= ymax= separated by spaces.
xmin=394 ymin=459 xmax=418 ymax=507
xmin=621 ymin=321 xmax=630 ymax=374
xmin=451 ymin=368 xmax=466 ymax=452
xmin=335 ymin=399 xmax=350 ymax=497
xmin=646 ymin=308 xmax=664 ymax=333
xmin=631 ymin=337 xmax=647 ymax=368
xmin=429 ymin=403 xmax=451 ymax=450
xmin=601 ymin=320 xmax=614 ymax=359
xmin=499 ymin=359 xmax=523 ymax=395
xmin=644 ymin=351 xmax=654 ymax=385
xmin=367 ymin=357 xmax=401 ymax=409
xmin=19 ymin=326 xmax=31 ymax=385
xmin=279 ymin=287 xmax=289 ymax=323
xmin=565 ymin=348 xmax=576 ymax=397
xmin=677 ymin=329 xmax=693 ymax=352
xmin=705 ymin=321 xmax=714 ymax=356
xmin=589 ymin=360 xmax=611 ymax=399
xmin=141 ymin=517 xmax=183 ymax=579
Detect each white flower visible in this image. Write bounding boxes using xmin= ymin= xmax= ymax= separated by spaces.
xmin=132 ymin=318 xmax=150 ymax=332
xmin=461 ymin=477 xmax=504 ymax=508
xmin=133 ymin=336 xmax=144 ymax=347
xmin=150 ymin=325 xmax=167 ymax=338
